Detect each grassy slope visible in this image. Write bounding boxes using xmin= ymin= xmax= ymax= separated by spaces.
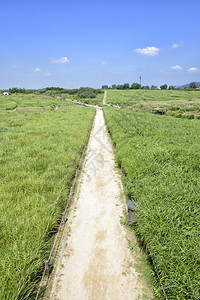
xmin=106 ymin=90 xmax=200 ymax=118
xmin=104 ymin=107 xmax=200 ymax=299
xmin=0 ymin=107 xmax=95 ymax=299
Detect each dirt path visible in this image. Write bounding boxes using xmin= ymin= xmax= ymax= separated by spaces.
xmin=103 ymin=90 xmax=107 ymax=105
xmin=49 ymin=108 xmax=153 ymax=300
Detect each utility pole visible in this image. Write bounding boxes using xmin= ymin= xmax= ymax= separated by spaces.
xmin=139 ymin=76 xmax=141 ymax=87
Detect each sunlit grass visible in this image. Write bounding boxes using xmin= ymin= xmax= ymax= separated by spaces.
xmin=104 ymin=107 xmax=200 ymax=299
xmin=0 ymin=106 xmax=95 ymax=299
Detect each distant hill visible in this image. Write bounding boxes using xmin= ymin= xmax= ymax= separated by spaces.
xmin=177 ymin=82 xmax=200 ymax=89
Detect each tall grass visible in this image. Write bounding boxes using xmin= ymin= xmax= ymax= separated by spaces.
xmin=0 ymin=107 xmax=95 ymax=299
xmin=104 ymin=107 xmax=200 ymax=299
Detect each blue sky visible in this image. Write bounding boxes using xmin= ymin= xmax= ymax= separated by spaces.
xmin=0 ymin=0 xmax=200 ymax=89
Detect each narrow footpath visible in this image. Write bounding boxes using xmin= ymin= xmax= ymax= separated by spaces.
xmin=103 ymin=90 xmax=107 ymax=105
xmin=49 ymin=108 xmax=153 ymax=300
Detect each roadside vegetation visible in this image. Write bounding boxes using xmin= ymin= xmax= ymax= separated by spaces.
xmin=104 ymin=107 xmax=200 ymax=299
xmin=0 ymin=105 xmax=95 ymax=299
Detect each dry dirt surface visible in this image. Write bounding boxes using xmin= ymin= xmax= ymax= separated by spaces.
xmin=103 ymin=90 xmax=107 ymax=105
xmin=49 ymin=108 xmax=153 ymax=300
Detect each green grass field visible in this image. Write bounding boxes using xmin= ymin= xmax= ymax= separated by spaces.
xmin=0 ymin=105 xmax=95 ymax=299
xmin=104 ymin=107 xmax=200 ymax=299
xmin=1 ymin=91 xmax=200 ymax=299
xmin=0 ymin=92 xmax=104 ymax=111
xmin=106 ymin=89 xmax=200 ymax=118
xmin=0 ymin=94 xmax=78 ymax=111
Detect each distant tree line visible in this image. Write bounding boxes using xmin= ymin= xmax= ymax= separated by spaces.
xmin=76 ymin=87 xmax=103 ymax=98
xmin=1 ymin=82 xmax=199 ymax=96
xmin=1 ymin=87 xmax=103 ymax=99
xmin=42 ymin=87 xmax=103 ymax=98
xmin=102 ymin=82 xmax=200 ymax=90
xmin=102 ymin=83 xmax=162 ymax=90
xmin=102 ymin=83 xmax=142 ymax=90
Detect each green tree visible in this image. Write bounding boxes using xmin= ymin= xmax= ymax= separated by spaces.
xmin=160 ymin=84 xmax=167 ymax=90
xmin=151 ymin=85 xmax=158 ymax=90
xmin=123 ymin=83 xmax=130 ymax=89
xmin=131 ymin=83 xmax=141 ymax=89
xmin=189 ymin=82 xmax=198 ymax=89
xmin=112 ymin=84 xmax=116 ymax=89
xmin=116 ymin=84 xmax=124 ymax=89
xmin=168 ymin=85 xmax=175 ymax=90
xmin=102 ymin=85 xmax=108 ymax=90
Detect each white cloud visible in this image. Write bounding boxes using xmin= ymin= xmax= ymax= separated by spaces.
xmin=170 ymin=65 xmax=182 ymax=70
xmin=102 ymin=62 xmax=106 ymax=65
xmin=34 ymin=67 xmax=42 ymax=72
xmin=188 ymin=67 xmax=198 ymax=72
xmin=135 ymin=46 xmax=160 ymax=56
xmin=50 ymin=57 xmax=70 ymax=64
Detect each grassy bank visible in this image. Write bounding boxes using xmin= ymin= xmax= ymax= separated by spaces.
xmin=104 ymin=107 xmax=200 ymax=299
xmin=0 ymin=107 xmax=95 ymax=299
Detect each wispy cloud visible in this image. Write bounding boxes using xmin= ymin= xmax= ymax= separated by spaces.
xmin=135 ymin=46 xmax=160 ymax=56
xmin=12 ymin=63 xmax=22 ymax=69
xmin=33 ymin=67 xmax=42 ymax=72
xmin=188 ymin=67 xmax=198 ymax=72
xmin=43 ymin=72 xmax=52 ymax=76
xmin=102 ymin=62 xmax=106 ymax=65
xmin=33 ymin=68 xmax=52 ymax=76
xmin=50 ymin=57 xmax=70 ymax=64
xmin=171 ymin=42 xmax=183 ymax=49
xmin=170 ymin=65 xmax=182 ymax=70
